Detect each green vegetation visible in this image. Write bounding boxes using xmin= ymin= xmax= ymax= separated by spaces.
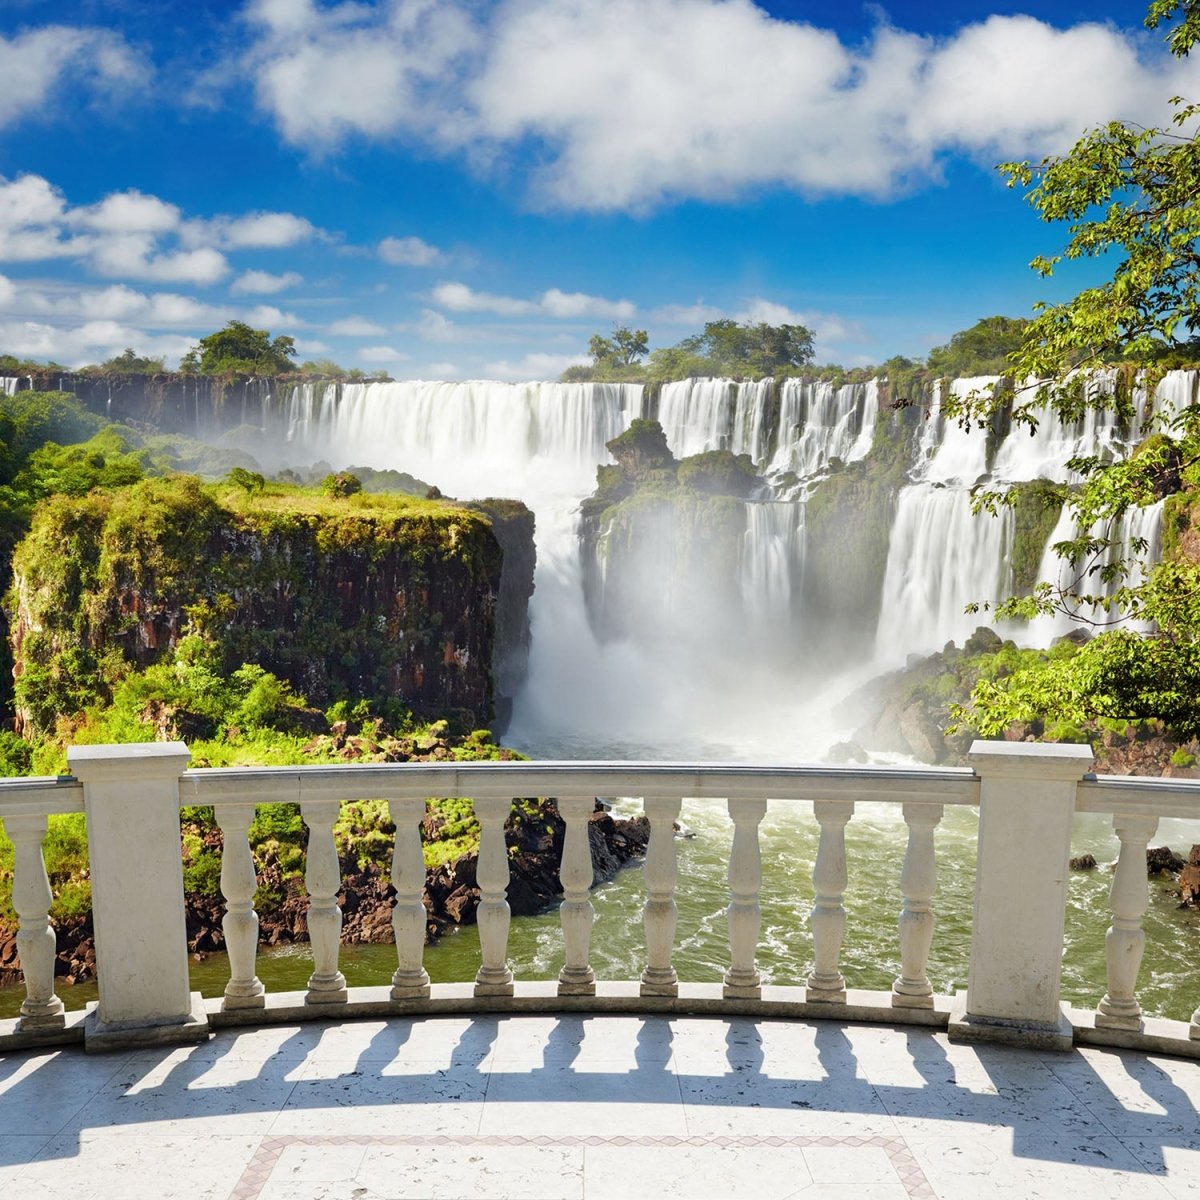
xmin=180 ymin=320 xmax=297 ymax=376
xmin=566 ymin=319 xmax=816 ymax=383
xmin=925 ymin=316 xmax=1030 ymax=378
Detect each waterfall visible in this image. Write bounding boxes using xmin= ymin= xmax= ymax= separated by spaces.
xmin=739 ymin=501 xmax=804 ymax=629
xmin=0 ymin=377 xmax=17 ymax=397
xmin=874 ymin=487 xmax=1015 ymax=659
xmin=657 ymin=378 xmax=772 ymax=461
xmin=233 ymin=368 xmax=1196 ymax=757
xmin=767 ymin=379 xmax=878 ymax=478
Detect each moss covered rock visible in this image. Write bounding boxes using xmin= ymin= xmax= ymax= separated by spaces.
xmin=9 ymin=477 xmax=534 ymax=736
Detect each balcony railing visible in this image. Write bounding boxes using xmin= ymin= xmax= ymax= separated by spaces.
xmin=0 ymin=739 xmax=1197 ymax=1055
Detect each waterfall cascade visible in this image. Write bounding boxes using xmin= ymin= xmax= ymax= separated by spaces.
xmin=3 ymin=367 xmax=1190 ymax=757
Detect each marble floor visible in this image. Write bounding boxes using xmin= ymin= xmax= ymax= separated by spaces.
xmin=1 ymin=1014 xmax=1198 ymax=1199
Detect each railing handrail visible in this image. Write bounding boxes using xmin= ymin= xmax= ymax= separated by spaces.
xmin=0 ymin=775 xmax=83 ymax=817
xmin=4 ymin=743 xmax=1200 ymax=1058
xmin=176 ymin=759 xmax=984 ymax=806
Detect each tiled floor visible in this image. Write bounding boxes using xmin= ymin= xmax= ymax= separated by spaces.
xmin=1 ymin=1015 xmax=1198 ymax=1199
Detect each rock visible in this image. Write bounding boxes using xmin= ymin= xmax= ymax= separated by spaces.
xmin=1179 ymin=845 xmax=1200 ymax=909
xmin=1070 ymin=853 xmax=1097 ymax=870
xmin=1147 ymin=846 xmax=1185 ymax=875
xmin=826 ymin=740 xmax=868 ymax=764
xmin=1053 ymin=627 xmax=1092 ymax=647
xmin=898 ymin=701 xmax=947 ymax=764
xmin=963 ymin=626 xmax=1003 ymax=656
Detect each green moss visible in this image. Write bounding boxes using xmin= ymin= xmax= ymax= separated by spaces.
xmin=1008 ymin=480 xmax=1066 ymax=593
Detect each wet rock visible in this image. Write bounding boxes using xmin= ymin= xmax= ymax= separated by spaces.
xmin=826 ymin=741 xmax=868 ymax=764
xmin=1070 ymin=853 xmax=1098 ymax=870
xmin=1148 ymin=846 xmax=1185 ymax=875
xmin=1178 ymin=845 xmax=1200 ymax=909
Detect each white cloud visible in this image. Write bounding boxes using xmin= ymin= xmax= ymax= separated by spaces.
xmin=360 ymin=344 xmax=409 ymax=361
xmin=431 ymin=280 xmax=634 ymax=319
xmin=89 ymin=236 xmax=230 ymax=285
xmin=485 ymin=351 xmax=590 ymax=380
xmin=72 ymin=190 xmax=180 ymax=235
xmin=0 ymin=25 xmax=145 ymax=131
xmin=294 ymin=338 xmax=333 ymax=355
xmin=231 ymin=269 xmax=303 ymax=294
xmin=244 ymin=0 xmax=480 ymax=145
xmin=0 ymin=318 xmax=195 ymax=369
xmin=328 ymin=315 xmax=388 ymax=336
xmin=410 ymin=308 xmax=470 ymax=342
xmin=188 ymin=211 xmax=316 ymax=249
xmin=540 ymin=287 xmax=635 ymax=320
xmin=243 ymin=304 xmax=303 ymax=329
xmin=379 ymin=235 xmax=443 ymax=267
xmin=244 ymin=0 xmax=1200 ymax=211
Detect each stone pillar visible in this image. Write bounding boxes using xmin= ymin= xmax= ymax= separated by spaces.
xmin=69 ymin=743 xmax=209 ymax=1050
xmin=948 ymin=739 xmax=1093 ymax=1051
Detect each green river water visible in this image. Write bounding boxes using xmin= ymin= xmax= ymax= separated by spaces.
xmin=3 ymin=798 xmax=1198 ymax=1023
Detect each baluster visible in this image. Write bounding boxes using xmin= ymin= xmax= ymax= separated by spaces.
xmin=893 ymin=801 xmax=943 ymax=1008
xmin=300 ymin=799 xmax=347 ymax=1005
xmin=473 ymin=796 xmax=514 ymax=996
xmin=6 ymin=814 xmax=65 ymax=1030
xmin=215 ymin=804 xmax=265 ymax=1010
xmin=724 ymin=797 xmax=767 ymax=999
xmin=807 ymin=799 xmax=853 ymax=1004
xmin=1096 ymin=812 xmax=1159 ymax=1029
xmin=388 ymin=797 xmax=430 ymax=1000
xmin=1192 ymin=1002 xmax=1199 ymax=1040
xmin=641 ymin=795 xmax=682 ymax=997
xmin=557 ymin=795 xmax=596 ymax=996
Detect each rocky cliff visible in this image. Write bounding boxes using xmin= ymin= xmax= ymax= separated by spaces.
xmin=9 ymin=477 xmax=535 ymax=735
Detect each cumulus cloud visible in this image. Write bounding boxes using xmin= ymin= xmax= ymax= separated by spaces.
xmin=0 ymin=318 xmax=196 ymax=369
xmin=379 ymin=235 xmax=443 ymax=267
xmin=484 ymin=351 xmax=590 ymax=380
xmin=244 ymin=0 xmax=479 ymax=145
xmin=186 ymin=211 xmax=317 ymax=250
xmin=243 ymin=0 xmax=1200 ymax=211
xmin=0 ymin=175 xmax=324 ymax=286
xmin=0 ymin=25 xmax=145 ymax=131
xmin=231 ymin=269 xmax=303 ymax=294
xmin=432 ymin=280 xmax=634 ymax=319
xmin=328 ymin=315 xmax=388 ymax=336
xmin=359 ymin=344 xmax=410 ymax=361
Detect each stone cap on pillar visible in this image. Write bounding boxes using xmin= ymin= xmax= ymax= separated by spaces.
xmin=968 ymin=739 xmax=1094 ymax=781
xmin=68 ymin=741 xmax=191 ymax=783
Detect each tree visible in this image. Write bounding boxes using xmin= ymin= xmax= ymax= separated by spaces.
xmin=945 ymin=1 xmax=1200 ymax=739
xmin=925 ymin=317 xmax=1029 ymax=377
xmin=98 ymin=348 xmax=166 ymax=375
xmin=672 ymin=319 xmax=814 ymax=377
xmin=589 ymin=326 xmax=649 ymax=367
xmin=187 ymin=321 xmax=297 ymax=376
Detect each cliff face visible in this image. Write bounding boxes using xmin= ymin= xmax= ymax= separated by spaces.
xmin=9 ymin=478 xmax=534 ymax=735
xmin=4 ymin=371 xmax=289 ymax=439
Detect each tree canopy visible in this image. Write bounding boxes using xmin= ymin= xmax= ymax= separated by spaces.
xmin=925 ymin=316 xmax=1030 ymax=377
xmin=182 ymin=320 xmax=297 ymax=376
xmin=946 ymin=1 xmax=1200 ymax=742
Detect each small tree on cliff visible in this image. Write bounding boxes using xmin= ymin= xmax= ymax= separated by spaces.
xmin=184 ymin=321 xmax=297 ymax=376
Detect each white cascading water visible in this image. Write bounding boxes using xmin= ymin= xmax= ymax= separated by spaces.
xmin=768 ymin=379 xmax=879 ymax=477
xmin=739 ymin=502 xmax=804 ymax=631
xmin=1 ymin=377 xmax=18 ymax=397
xmin=657 ymin=378 xmax=773 ymax=461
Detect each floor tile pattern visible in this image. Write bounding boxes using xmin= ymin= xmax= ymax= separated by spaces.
xmin=0 ymin=1014 xmax=1197 ymax=1199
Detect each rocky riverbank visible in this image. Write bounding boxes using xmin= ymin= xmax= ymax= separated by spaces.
xmin=0 ymin=798 xmax=650 ymax=989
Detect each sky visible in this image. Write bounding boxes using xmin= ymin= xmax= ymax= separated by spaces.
xmin=0 ymin=0 xmax=1194 ymax=380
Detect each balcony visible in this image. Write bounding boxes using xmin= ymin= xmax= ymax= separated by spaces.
xmin=0 ymin=739 xmax=1199 ymax=1197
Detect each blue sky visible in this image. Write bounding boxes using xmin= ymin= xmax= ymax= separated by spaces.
xmin=0 ymin=0 xmax=1194 ymax=378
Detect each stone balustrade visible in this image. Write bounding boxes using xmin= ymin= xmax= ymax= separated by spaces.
xmin=0 ymin=740 xmax=1197 ymax=1057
